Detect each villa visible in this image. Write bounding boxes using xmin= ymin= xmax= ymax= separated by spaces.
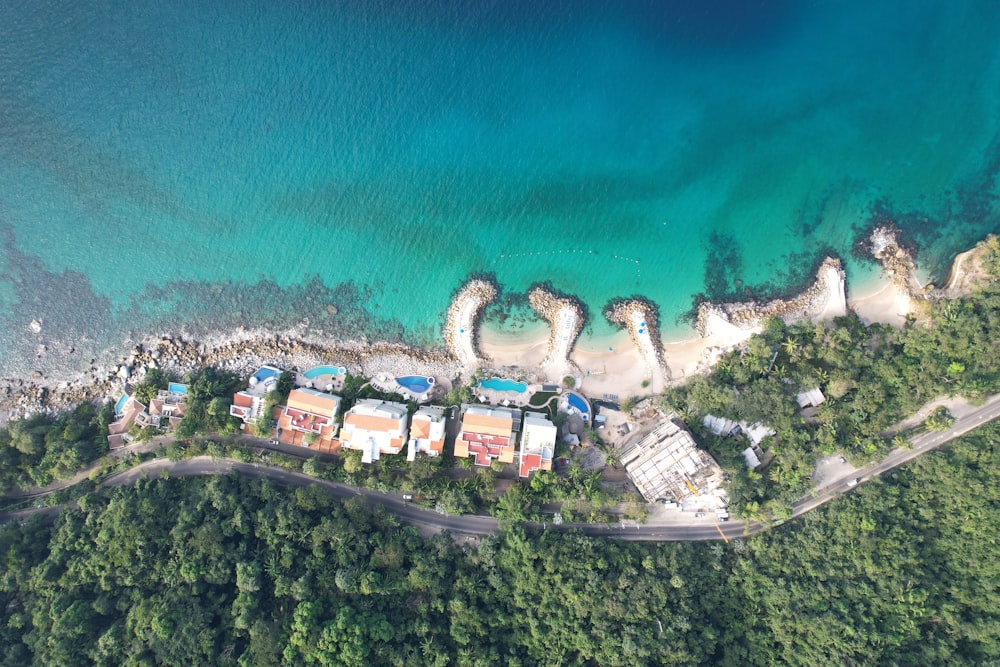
xmin=231 ymin=366 xmax=284 ymax=426
xmin=518 ymin=412 xmax=556 ymax=477
xmin=408 ymin=405 xmax=446 ymax=460
xmin=340 ymin=399 xmax=409 ymax=463
xmin=138 ymin=383 xmax=189 ymax=430
xmin=107 ymin=394 xmax=146 ymax=449
xmin=455 ymin=404 xmax=520 ymax=467
xmin=276 ymin=387 xmax=342 ymax=450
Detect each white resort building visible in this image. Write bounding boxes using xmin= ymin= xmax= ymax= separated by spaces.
xmin=407 ymin=405 xmax=446 ymax=460
xmin=340 ymin=399 xmax=409 ymax=463
xmin=518 ymin=412 xmax=556 ymax=477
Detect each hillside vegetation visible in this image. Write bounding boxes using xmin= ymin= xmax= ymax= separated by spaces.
xmin=2 ymin=422 xmax=999 ymax=666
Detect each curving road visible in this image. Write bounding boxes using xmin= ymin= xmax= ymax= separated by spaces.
xmin=6 ymin=396 xmax=1000 ymax=541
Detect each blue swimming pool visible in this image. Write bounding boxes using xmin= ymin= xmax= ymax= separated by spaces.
xmin=478 ymin=377 xmax=528 ymax=393
xmin=568 ymin=393 xmax=589 ymax=415
xmin=396 ymin=375 xmax=434 ymax=394
xmin=304 ymin=365 xmax=346 ymax=379
xmin=167 ymin=382 xmax=188 ymax=395
xmin=252 ymin=367 xmax=280 ymax=384
xmin=114 ymin=394 xmax=129 ymax=415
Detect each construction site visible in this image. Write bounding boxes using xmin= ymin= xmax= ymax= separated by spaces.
xmin=620 ymin=419 xmax=728 ymax=513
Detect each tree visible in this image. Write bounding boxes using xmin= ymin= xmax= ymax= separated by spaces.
xmin=343 ymin=450 xmax=363 ymax=475
xmin=924 ymin=406 xmax=955 ymax=432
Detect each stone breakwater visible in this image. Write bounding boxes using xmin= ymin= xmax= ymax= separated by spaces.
xmin=696 ymin=257 xmax=846 ymax=336
xmin=444 ymin=278 xmax=498 ymax=368
xmin=604 ymin=298 xmax=668 ymax=386
xmin=869 ymin=225 xmax=925 ymax=297
xmin=0 ymin=330 xmax=461 ymax=425
xmin=527 ymin=286 xmax=584 ymax=368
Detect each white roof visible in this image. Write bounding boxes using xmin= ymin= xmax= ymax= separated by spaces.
xmin=739 ymin=421 xmax=776 ymax=446
xmin=521 ymin=413 xmax=557 ymax=456
xmin=742 ymin=447 xmax=761 ymax=468
xmin=703 ymin=414 xmax=738 ymax=436
xmin=796 ymin=388 xmax=826 ymax=408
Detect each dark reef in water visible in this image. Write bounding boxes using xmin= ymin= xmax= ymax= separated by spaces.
xmin=685 ymin=229 xmax=838 ymax=329
xmin=854 ymin=135 xmax=1000 ymax=283
xmin=0 ymin=225 xmax=421 ymax=379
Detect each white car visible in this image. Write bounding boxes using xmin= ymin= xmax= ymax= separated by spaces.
xmin=846 ymin=478 xmax=860 ymax=488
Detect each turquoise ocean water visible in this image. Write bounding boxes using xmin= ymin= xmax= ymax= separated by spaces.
xmin=1 ymin=0 xmax=998 ymax=376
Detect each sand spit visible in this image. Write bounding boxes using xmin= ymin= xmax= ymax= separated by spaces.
xmin=527 ymin=286 xmax=584 ymax=379
xmin=604 ymin=298 xmax=667 ymax=392
xmin=444 ymin=278 xmax=498 ymax=368
xmin=696 ymin=257 xmax=847 ymax=337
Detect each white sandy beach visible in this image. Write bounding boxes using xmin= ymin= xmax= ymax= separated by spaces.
xmin=847 ymin=277 xmax=912 ymax=327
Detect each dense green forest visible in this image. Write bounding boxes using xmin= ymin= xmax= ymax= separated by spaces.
xmin=666 ymin=238 xmax=1000 ymax=516
xmin=0 ymin=403 xmax=112 ymax=493
xmin=3 ymin=422 xmax=999 ymax=666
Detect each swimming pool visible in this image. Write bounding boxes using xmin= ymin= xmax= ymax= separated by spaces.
xmin=304 ymin=365 xmax=346 ymax=379
xmin=167 ymin=382 xmax=188 ymax=395
xmin=478 ymin=377 xmax=528 ymax=393
xmin=568 ymin=393 xmax=589 ymax=415
xmin=114 ymin=394 xmax=129 ymax=415
xmin=252 ymin=367 xmax=280 ymax=384
xmin=396 ymin=375 xmax=434 ymax=394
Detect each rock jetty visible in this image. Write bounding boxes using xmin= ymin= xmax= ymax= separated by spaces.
xmin=696 ymin=257 xmax=847 ymax=336
xmin=604 ymin=297 xmax=667 ymax=389
xmin=869 ymin=225 xmax=925 ymax=297
xmin=444 ymin=278 xmax=498 ymax=368
xmin=528 ymin=285 xmax=584 ymax=374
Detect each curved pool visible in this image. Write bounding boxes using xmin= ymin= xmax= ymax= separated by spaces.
xmin=304 ymin=365 xmax=346 ymax=379
xmin=396 ymin=375 xmax=434 ymax=394
xmin=478 ymin=377 xmax=528 ymax=393
xmin=568 ymin=393 xmax=589 ymax=415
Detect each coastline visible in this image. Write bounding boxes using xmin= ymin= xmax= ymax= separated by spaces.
xmin=8 ymin=234 xmax=994 ymax=425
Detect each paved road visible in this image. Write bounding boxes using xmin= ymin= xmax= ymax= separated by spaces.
xmin=105 ymin=458 xmax=502 ymax=536
xmin=7 ymin=396 xmax=1000 ymax=541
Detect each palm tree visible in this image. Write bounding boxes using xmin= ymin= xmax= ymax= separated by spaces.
xmin=781 ymin=336 xmax=800 ymax=359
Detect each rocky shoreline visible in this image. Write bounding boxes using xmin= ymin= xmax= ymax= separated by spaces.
xmin=0 ymin=329 xmax=462 ymax=424
xmin=695 ymin=257 xmax=846 ymax=336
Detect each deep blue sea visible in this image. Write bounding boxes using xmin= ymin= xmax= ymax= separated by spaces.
xmin=1 ymin=0 xmax=998 ymax=376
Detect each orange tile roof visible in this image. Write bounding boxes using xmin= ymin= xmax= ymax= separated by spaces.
xmin=427 ymin=438 xmax=444 ymax=454
xmin=287 ymin=389 xmax=339 ymax=417
xmin=411 ymin=418 xmax=431 ymax=439
xmin=462 ymin=412 xmax=512 ymax=437
xmin=345 ymin=413 xmax=402 ymax=433
xmin=233 ymin=392 xmax=253 ymax=408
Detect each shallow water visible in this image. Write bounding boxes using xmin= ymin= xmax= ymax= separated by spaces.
xmin=0 ymin=0 xmax=998 ymax=376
